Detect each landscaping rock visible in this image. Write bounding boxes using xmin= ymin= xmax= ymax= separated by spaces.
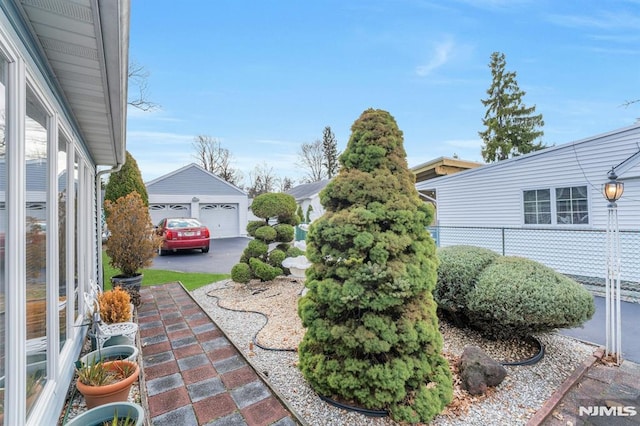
xmin=458 ymin=345 xmax=507 ymax=395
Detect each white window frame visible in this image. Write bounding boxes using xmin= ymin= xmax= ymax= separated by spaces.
xmin=521 ymin=184 xmax=591 ymax=227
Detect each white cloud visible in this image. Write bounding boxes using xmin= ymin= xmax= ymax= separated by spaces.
xmin=415 ymin=38 xmax=455 ymax=77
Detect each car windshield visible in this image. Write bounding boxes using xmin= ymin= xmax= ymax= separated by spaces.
xmin=166 ymin=219 xmax=202 ymax=229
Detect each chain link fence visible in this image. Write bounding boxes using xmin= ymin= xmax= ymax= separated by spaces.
xmin=428 ymin=225 xmax=640 ymax=299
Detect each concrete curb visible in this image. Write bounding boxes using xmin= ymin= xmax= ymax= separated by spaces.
xmin=526 ymin=347 xmax=605 ymax=426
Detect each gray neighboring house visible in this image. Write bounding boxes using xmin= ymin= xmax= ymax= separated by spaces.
xmin=146 ymin=163 xmax=249 ymax=238
xmin=286 ymin=179 xmax=330 ymax=222
xmin=416 ymin=123 xmax=640 ymax=286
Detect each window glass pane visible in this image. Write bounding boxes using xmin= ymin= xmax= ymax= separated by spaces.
xmin=74 ymin=154 xmax=79 ymax=322
xmin=522 ymin=189 xmax=551 ymax=224
xmin=25 ymin=87 xmax=48 ymax=416
xmin=0 ymin=55 xmax=7 ymax=415
xmin=556 ymin=186 xmax=588 ymax=225
xmin=58 ymin=133 xmax=68 ymax=348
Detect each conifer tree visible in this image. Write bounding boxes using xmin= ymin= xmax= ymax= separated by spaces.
xmin=104 ymin=151 xmax=148 ymax=206
xmin=298 ymin=109 xmax=452 ymax=423
xmin=322 ymin=125 xmax=339 ymax=178
xmin=479 ymin=52 xmax=545 ymax=162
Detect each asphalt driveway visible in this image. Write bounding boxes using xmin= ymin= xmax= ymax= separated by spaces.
xmin=149 ymin=237 xmax=250 ymax=274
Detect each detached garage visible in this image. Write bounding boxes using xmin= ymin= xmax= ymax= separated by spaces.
xmin=146 ymin=163 xmax=249 ymax=238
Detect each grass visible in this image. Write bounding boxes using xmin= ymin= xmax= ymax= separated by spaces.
xmin=102 ymin=251 xmax=229 ymax=291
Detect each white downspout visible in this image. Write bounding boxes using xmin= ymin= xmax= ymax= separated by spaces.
xmin=96 ymin=163 xmax=123 ymax=289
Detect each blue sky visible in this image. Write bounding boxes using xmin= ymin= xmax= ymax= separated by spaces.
xmin=127 ymin=0 xmax=640 ymax=185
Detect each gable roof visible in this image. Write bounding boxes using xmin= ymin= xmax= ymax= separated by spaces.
xmin=416 ymin=122 xmax=640 ymax=191
xmin=146 ymin=163 xmax=247 ymax=196
xmin=286 ymin=179 xmax=330 ymax=201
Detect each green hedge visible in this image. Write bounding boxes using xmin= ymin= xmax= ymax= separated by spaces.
xmin=231 ymin=263 xmax=252 ymax=284
xmin=466 ymin=256 xmax=595 ymax=339
xmin=435 ymin=245 xmax=499 ymax=325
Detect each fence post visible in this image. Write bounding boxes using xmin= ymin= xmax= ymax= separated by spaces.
xmin=501 ymin=228 xmax=505 ymax=256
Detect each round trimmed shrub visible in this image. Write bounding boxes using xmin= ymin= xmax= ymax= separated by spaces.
xmin=249 ymin=258 xmax=282 ymax=281
xmin=268 ymin=249 xmax=286 ymax=268
xmin=274 ymin=224 xmax=294 ymax=242
xmin=466 ymin=256 xmax=595 ymax=339
xmin=435 ymin=245 xmax=499 ymax=325
xmin=231 ymin=263 xmax=252 ymax=284
xmin=251 ymin=193 xmax=299 ymax=225
xmin=254 ymin=225 xmax=277 ymax=243
xmin=244 ymin=240 xmax=268 ymax=259
xmin=286 ymin=247 xmax=305 ymax=258
xmin=246 ymin=220 xmax=265 ymax=237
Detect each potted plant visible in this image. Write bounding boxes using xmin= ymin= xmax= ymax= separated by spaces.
xmin=99 ymin=286 xmax=132 ymax=323
xmin=75 ymin=359 xmax=140 ymax=409
xmin=80 ymin=345 xmax=139 ymax=366
xmin=64 ymin=401 xmax=144 ymax=426
xmin=104 ymin=191 xmax=162 ymax=291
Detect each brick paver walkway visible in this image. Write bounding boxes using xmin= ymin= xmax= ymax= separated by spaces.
xmin=137 ymin=282 xmax=301 ymax=426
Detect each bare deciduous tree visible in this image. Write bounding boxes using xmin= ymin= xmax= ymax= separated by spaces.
xmin=297 ymin=140 xmax=325 ymax=183
xmin=279 ymin=176 xmax=295 ymax=192
xmin=247 ymin=162 xmax=279 ymax=198
xmin=128 ymin=61 xmax=159 ymax=111
xmin=192 ymin=135 xmax=242 ymax=186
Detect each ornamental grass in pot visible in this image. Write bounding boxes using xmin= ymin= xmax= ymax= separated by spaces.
xmin=75 ymin=359 xmax=140 ymax=409
xmin=104 ymin=191 xmax=162 ymax=292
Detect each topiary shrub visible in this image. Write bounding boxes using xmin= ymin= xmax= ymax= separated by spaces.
xmin=249 ymin=258 xmax=282 ymax=281
xmin=232 ymin=192 xmax=298 ymax=282
xmin=297 ymin=109 xmax=452 ymax=424
xmin=435 ymin=245 xmax=499 ymax=325
xmin=231 ymin=263 xmax=252 ymax=284
xmin=466 ymin=256 xmax=595 ymax=339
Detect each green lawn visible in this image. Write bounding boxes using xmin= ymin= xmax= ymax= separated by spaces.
xmin=102 ymin=251 xmax=229 ymax=291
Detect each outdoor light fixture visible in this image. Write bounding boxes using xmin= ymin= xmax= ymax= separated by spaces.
xmin=603 ymin=167 xmax=623 ymax=365
xmin=603 ymin=169 xmax=624 ymax=203
xmin=192 ymin=197 xmax=200 ymax=203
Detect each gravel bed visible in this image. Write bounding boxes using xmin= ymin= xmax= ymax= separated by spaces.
xmin=192 ymin=280 xmax=597 ymax=426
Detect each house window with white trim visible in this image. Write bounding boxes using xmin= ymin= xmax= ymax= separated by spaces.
xmin=523 ymin=189 xmax=551 ymax=224
xmin=556 ymin=186 xmax=588 ymax=225
xmin=523 ymin=186 xmax=589 ymax=225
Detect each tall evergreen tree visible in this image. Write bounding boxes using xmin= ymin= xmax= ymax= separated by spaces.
xmin=322 ymin=125 xmax=339 ymax=178
xmin=104 ymin=151 xmax=148 ymax=206
xmin=298 ymin=109 xmax=452 ymax=423
xmin=479 ymin=52 xmax=545 ymax=162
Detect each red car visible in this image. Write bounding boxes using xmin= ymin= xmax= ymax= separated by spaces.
xmin=155 ymin=217 xmax=210 ymax=255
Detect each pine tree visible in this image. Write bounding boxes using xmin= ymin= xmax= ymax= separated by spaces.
xmin=104 ymin=151 xmax=149 ymax=206
xmin=479 ymin=52 xmax=545 ymax=162
xmin=298 ymin=109 xmax=452 ymax=423
xmin=322 ymin=126 xmax=339 ymax=178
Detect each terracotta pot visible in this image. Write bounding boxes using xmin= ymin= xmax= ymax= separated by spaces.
xmin=76 ymin=360 xmax=140 ymax=409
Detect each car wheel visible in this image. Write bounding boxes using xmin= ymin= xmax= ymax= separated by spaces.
xmin=158 ymin=248 xmax=166 ymax=256
xmin=202 ymin=246 xmax=210 ymax=254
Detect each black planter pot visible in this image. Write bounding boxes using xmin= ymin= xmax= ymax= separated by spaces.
xmin=111 ymin=273 xmax=143 ymax=292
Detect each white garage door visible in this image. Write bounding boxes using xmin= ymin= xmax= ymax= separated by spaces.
xmin=148 ymin=204 xmax=191 ymax=227
xmin=199 ymin=204 xmax=238 ymax=238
